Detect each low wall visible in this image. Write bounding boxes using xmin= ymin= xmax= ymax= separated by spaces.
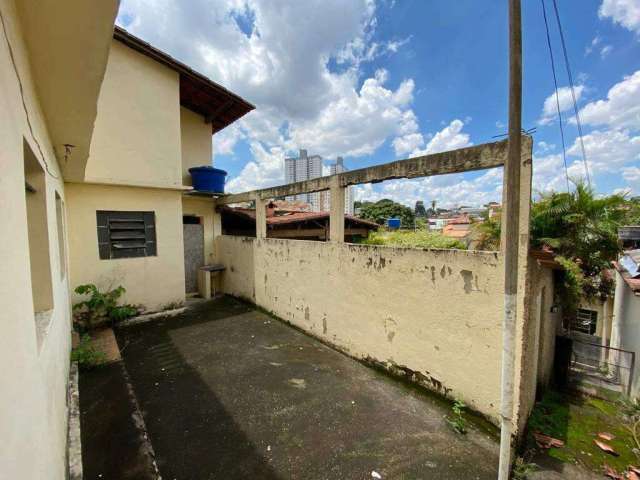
xmin=217 ymin=235 xmax=514 ymax=422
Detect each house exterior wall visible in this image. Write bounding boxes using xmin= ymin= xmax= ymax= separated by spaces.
xmin=84 ymin=39 xmax=183 ymax=188
xmin=216 ymin=235 xmax=533 ymax=425
xmin=0 ymin=0 xmax=115 ymax=477
xmin=65 ymin=183 xmax=186 ymax=311
xmin=180 ymin=106 xmax=212 ymax=186
xmin=612 ymin=271 xmax=640 ymax=397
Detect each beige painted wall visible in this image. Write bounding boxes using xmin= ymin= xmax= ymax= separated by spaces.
xmin=180 ymin=106 xmax=213 ymax=186
xmin=217 ymin=236 xmax=513 ymax=422
xmin=0 ymin=0 xmax=110 ymax=477
xmin=65 ymin=183 xmax=186 ymax=311
xmin=182 ymin=197 xmax=216 ymax=265
xmin=84 ymin=40 xmax=183 ymax=188
xmin=612 ymin=273 xmax=640 ymax=397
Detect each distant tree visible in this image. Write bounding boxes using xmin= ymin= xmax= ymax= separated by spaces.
xmin=359 ymin=199 xmax=415 ymax=227
xmin=414 ymin=200 xmax=427 ymax=218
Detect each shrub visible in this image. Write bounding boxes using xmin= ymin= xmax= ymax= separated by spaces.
xmin=71 ymin=334 xmax=105 ymax=369
xmin=73 ymin=284 xmax=137 ymax=330
xmin=361 ymin=230 xmax=467 ymax=250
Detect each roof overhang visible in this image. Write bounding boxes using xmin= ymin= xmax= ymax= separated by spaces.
xmin=16 ymin=0 xmax=120 ymax=181
xmin=113 ymin=27 xmax=255 ymax=134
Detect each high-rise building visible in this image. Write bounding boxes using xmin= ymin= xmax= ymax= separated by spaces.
xmin=320 ymin=157 xmax=354 ymax=215
xmin=285 ymin=149 xmax=323 ymax=210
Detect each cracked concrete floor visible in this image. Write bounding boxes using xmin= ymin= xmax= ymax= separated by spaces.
xmin=115 ymin=296 xmax=500 ymax=480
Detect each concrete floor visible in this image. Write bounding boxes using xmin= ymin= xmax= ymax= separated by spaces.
xmin=115 ymin=296 xmax=502 ymax=479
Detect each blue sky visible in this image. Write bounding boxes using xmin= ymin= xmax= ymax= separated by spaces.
xmin=117 ymin=0 xmax=640 ymax=207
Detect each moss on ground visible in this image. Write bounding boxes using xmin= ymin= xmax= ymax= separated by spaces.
xmin=527 ymin=391 xmax=638 ymax=473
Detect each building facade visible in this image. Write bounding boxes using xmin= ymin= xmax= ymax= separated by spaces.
xmin=284 ymin=149 xmax=322 ymax=210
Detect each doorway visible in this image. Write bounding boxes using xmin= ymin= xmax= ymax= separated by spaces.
xmin=183 ymin=215 xmax=204 ymax=294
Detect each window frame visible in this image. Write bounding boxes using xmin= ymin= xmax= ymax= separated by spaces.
xmin=96 ymin=210 xmax=157 ymax=260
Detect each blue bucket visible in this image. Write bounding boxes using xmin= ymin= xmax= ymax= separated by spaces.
xmin=189 ymin=166 xmax=227 ymax=193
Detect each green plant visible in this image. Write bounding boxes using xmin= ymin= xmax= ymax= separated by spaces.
xmin=71 ymin=334 xmax=105 ymax=369
xmin=512 ymin=456 xmax=538 ymax=479
xmin=472 ymin=212 xmax=501 ymax=250
xmin=361 ymin=230 xmax=466 ymax=250
xmin=447 ymin=399 xmax=468 ymax=434
xmin=73 ymin=284 xmax=137 ymax=330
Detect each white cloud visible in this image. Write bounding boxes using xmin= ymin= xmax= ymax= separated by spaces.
xmin=226 ymin=141 xmax=285 ymax=192
xmin=538 ymin=85 xmax=584 ymax=126
xmin=353 ymin=166 xmax=502 ymax=209
xmin=289 ymin=72 xmax=420 ymax=157
xmin=599 ymin=0 xmax=640 ymax=34
xmin=577 ymin=70 xmax=640 ymax=131
xmin=600 ymin=44 xmax=614 ymax=58
xmin=567 ymin=129 xmax=640 ymax=174
xmin=623 ymin=166 xmax=640 ymax=181
xmin=408 ymin=119 xmax=472 ymax=157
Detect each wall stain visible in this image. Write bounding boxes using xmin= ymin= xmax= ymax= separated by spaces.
xmin=430 ymin=266 xmax=436 ymax=284
xmin=322 ymin=315 xmax=327 ymax=334
xmin=440 ymin=265 xmax=446 ymax=278
xmin=460 ymin=270 xmax=473 ymax=294
xmin=304 ymin=306 xmax=310 ymax=321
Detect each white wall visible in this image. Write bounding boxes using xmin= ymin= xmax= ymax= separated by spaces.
xmin=0 ymin=1 xmax=76 ymax=477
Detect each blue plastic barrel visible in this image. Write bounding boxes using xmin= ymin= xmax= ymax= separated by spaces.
xmin=188 ymin=166 xmax=227 ymax=193
xmin=387 ymin=218 xmax=401 ymax=230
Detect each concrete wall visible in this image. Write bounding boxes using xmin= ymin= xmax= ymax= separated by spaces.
xmin=0 ymin=0 xmax=110 ymax=476
xmin=180 ymin=106 xmax=212 ymax=186
xmin=612 ymin=271 xmax=640 ymax=397
xmin=65 ymin=183 xmax=186 ymax=311
xmin=84 ymin=39 xmax=183 ymax=188
xmin=217 ymin=235 xmax=517 ymax=423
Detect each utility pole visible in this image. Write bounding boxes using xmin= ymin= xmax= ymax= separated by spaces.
xmin=498 ymin=0 xmax=522 ymax=478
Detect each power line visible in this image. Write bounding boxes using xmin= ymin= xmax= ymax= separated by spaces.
xmin=540 ymin=0 xmax=569 ymax=192
xmin=551 ymin=0 xmax=591 ymax=187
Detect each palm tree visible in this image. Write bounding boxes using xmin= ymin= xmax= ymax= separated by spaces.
xmin=531 ymin=182 xmax=629 ymax=311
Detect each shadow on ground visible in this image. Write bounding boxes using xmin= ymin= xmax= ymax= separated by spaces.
xmin=114 ymin=296 xmax=500 ymax=479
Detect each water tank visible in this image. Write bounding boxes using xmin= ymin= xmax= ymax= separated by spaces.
xmin=387 ymin=218 xmax=401 ymax=230
xmin=189 ymin=166 xmax=227 ymax=193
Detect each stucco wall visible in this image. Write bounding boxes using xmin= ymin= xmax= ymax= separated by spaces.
xmin=84 ymin=40 xmax=183 ymax=188
xmin=217 ymin=236 xmax=513 ymax=422
xmin=613 ymin=272 xmax=640 ymax=397
xmin=0 ymin=1 xmax=87 ymax=477
xmin=180 ymin=106 xmax=213 ymax=186
xmin=65 ymin=183 xmax=186 ymax=311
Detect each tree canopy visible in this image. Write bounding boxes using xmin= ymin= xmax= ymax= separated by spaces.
xmin=357 ymin=199 xmax=415 ymax=227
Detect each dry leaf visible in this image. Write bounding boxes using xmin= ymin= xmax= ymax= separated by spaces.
xmin=533 ymin=432 xmax=564 ymax=449
xmin=604 ymin=464 xmax=622 ymax=479
xmin=595 ymin=439 xmax=620 ymax=456
xmin=627 ymin=471 xmax=640 ymax=480
xmin=598 ymin=432 xmax=616 ymax=441
xmin=630 ymin=467 xmax=640 ymax=475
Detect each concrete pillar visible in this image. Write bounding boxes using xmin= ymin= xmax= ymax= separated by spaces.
xmin=609 ymin=271 xmax=626 ymax=375
xmin=254 ymin=195 xmax=267 ymax=239
xmin=329 ymin=177 xmax=345 ymax=242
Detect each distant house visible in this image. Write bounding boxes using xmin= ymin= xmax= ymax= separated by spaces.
xmin=442 ymin=214 xmax=473 ymax=244
xmin=219 ymin=205 xmax=378 ymax=242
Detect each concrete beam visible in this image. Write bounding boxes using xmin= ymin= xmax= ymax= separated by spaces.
xmin=218 ymin=139 xmax=515 ymax=205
